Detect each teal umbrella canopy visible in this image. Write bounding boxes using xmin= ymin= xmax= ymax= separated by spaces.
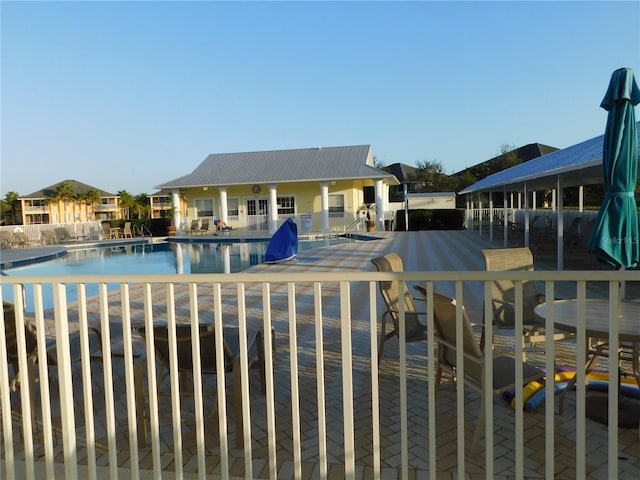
xmin=588 ymin=68 xmax=640 ymax=269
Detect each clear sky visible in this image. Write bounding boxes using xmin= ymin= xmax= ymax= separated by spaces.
xmin=1 ymin=0 xmax=639 ymax=197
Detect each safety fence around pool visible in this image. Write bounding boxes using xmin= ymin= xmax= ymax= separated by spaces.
xmin=1 ymin=270 xmax=639 ymax=479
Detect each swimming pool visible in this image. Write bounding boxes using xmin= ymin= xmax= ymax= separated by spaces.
xmin=2 ymin=237 xmax=362 ymax=311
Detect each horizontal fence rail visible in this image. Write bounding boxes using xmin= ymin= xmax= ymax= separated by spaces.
xmin=1 ymin=270 xmax=639 ymax=479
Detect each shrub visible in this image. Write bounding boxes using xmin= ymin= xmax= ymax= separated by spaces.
xmin=394 ymin=209 xmax=465 ymax=231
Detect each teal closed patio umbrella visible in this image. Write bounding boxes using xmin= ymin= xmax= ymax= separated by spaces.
xmin=588 ymin=68 xmax=640 ymax=269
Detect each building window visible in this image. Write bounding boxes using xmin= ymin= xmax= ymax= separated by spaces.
xmin=195 ymin=199 xmax=214 ymax=217
xmin=227 ymin=198 xmax=239 ymax=217
xmin=328 ymin=194 xmax=345 ymax=217
xmin=363 ymin=186 xmax=375 ymax=205
xmin=277 ymin=196 xmax=295 ymax=215
xmin=388 ymin=185 xmax=405 ymax=203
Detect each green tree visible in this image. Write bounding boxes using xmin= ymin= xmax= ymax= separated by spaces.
xmin=84 ymin=188 xmax=101 ymax=205
xmin=82 ymin=188 xmax=101 ymax=221
xmin=55 ymin=182 xmax=75 ymax=223
xmin=373 ymin=155 xmax=386 ymax=169
xmin=495 ymin=144 xmax=521 ymax=171
xmin=3 ymin=191 xmax=21 ymax=224
xmin=134 ymin=193 xmax=151 ymax=219
xmin=118 ymin=190 xmax=135 ymax=220
xmin=410 ymin=160 xmax=454 ymax=192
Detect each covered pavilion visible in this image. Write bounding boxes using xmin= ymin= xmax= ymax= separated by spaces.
xmin=460 ymin=122 xmax=640 ymax=270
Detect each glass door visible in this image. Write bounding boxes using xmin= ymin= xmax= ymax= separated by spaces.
xmin=247 ymin=199 xmax=269 ymax=231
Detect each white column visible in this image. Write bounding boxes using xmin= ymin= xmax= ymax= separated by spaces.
xmin=524 ymin=184 xmax=530 ymax=248
xmin=320 ymin=182 xmax=330 ymax=233
xmin=268 ymin=183 xmax=278 ymax=233
xmin=532 ymin=191 xmax=537 ymax=210
xmin=374 ymin=179 xmax=384 ymax=230
xmin=489 ymin=192 xmax=494 ymax=242
xmin=171 ymin=190 xmax=181 ymax=232
xmin=578 ymin=185 xmax=584 ymax=236
xmin=478 ymin=194 xmax=483 ymax=235
xmin=557 ymin=176 xmax=564 ymax=271
xmin=405 ymin=183 xmax=410 ymax=231
xmin=503 ymin=188 xmax=509 ymax=247
xmin=578 ymin=185 xmax=584 ymax=212
xmin=218 ymin=186 xmax=228 ymax=223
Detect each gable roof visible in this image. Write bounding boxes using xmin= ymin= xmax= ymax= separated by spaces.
xmin=460 ymin=123 xmax=640 ymax=194
xmin=155 ymin=145 xmax=397 ymax=189
xmin=21 ymin=179 xmax=116 ymax=199
xmin=384 ymin=163 xmax=419 ymax=183
xmin=451 ymin=143 xmax=558 ymax=179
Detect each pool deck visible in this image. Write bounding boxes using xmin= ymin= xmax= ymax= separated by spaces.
xmin=3 ymin=230 xmax=640 ymax=479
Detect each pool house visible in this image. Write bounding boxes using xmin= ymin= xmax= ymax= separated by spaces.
xmin=154 ymin=145 xmax=399 ymax=234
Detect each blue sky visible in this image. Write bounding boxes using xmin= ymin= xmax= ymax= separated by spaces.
xmin=2 ymin=1 xmax=639 ymax=196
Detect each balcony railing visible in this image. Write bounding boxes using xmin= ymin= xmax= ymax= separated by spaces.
xmin=1 ymin=270 xmax=638 ymax=479
xmin=92 ymin=204 xmax=118 ymax=212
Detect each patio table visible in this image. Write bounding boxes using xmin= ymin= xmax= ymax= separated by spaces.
xmin=535 ymin=299 xmax=640 ymax=422
xmin=535 ymin=299 xmax=640 ymax=385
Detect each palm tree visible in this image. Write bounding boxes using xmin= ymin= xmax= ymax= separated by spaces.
xmin=134 ymin=193 xmax=151 ymax=219
xmin=55 ymin=182 xmax=75 ymax=223
xmin=84 ymin=189 xmax=101 ymax=221
xmin=3 ymin=191 xmax=20 ymax=224
xmin=118 ymin=190 xmax=135 ymax=220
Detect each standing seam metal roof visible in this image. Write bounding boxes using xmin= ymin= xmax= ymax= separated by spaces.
xmin=155 ymin=145 xmax=396 ymax=189
xmin=460 ymin=122 xmax=640 ymax=194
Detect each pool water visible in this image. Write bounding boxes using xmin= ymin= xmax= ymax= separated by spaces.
xmin=2 ymin=237 xmax=358 ymax=311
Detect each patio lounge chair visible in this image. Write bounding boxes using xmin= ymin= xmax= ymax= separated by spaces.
xmin=426 ymin=291 xmax=545 ymax=455
xmin=371 ymin=253 xmax=427 ymax=362
xmin=563 ymin=217 xmax=583 ymax=247
xmin=123 ymin=222 xmax=133 ymax=238
xmin=40 ymin=230 xmax=58 ymax=245
xmin=3 ymin=301 xmax=102 ymax=436
xmin=482 ymin=247 xmax=573 ymax=357
xmin=54 ymin=227 xmax=76 ymax=243
xmin=133 ymin=324 xmax=266 ymax=449
xmin=189 ymin=219 xmax=201 ymax=235
xmin=1 ymin=231 xmax=21 ymax=248
xmin=13 ymin=231 xmax=37 ymax=247
xmin=101 ymin=222 xmax=112 ymax=239
xmin=200 ymin=219 xmax=212 ymax=234
xmin=214 ymin=219 xmax=232 ymax=232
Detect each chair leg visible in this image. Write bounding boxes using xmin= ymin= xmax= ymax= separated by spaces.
xmin=378 ymin=313 xmax=388 ymax=363
xmin=134 ymin=359 xmax=147 ymax=448
xmin=27 ymin=356 xmax=38 ymax=442
xmin=434 ymin=363 xmax=443 ymax=396
xmin=232 ymin=363 xmax=243 ymax=449
xmin=470 ymin=393 xmax=485 ymax=456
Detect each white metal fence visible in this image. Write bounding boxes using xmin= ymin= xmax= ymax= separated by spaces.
xmin=1 ymin=270 xmax=639 ymax=479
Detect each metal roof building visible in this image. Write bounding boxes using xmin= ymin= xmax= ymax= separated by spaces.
xmin=460 ymin=122 xmax=640 ymax=195
xmin=156 ymin=145 xmax=395 ymax=189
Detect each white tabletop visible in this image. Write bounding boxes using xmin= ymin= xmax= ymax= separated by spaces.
xmin=534 ymin=299 xmax=640 ymax=342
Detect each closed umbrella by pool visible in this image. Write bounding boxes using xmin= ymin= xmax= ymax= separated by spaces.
xmin=586 ymin=68 xmax=640 ymax=429
xmin=588 ymin=67 xmax=640 ymax=269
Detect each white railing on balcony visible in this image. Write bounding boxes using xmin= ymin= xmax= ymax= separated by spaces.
xmin=1 ymin=270 xmax=638 ymax=479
